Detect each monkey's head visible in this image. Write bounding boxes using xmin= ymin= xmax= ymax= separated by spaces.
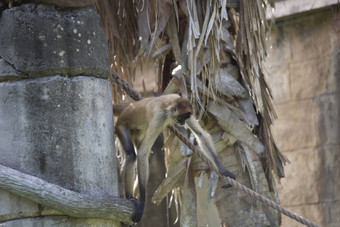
xmin=169 ymin=98 xmax=193 ymax=125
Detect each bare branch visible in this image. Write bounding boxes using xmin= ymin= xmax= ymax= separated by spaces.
xmin=0 ymin=164 xmax=135 ymax=225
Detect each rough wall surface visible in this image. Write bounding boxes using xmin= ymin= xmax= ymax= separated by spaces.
xmin=0 ymin=4 xmax=109 ymax=80
xmin=0 ymin=76 xmax=117 ymax=195
xmin=0 ymin=3 xmax=119 ymax=226
xmin=266 ymin=7 xmax=340 ymax=227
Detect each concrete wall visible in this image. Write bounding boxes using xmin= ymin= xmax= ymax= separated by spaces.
xmin=266 ymin=6 xmax=340 ymax=227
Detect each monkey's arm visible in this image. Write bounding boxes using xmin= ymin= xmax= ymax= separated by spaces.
xmin=185 ymin=116 xmax=236 ymax=180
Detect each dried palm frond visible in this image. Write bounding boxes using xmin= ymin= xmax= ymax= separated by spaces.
xmin=235 ymin=0 xmax=288 ymax=178
xmin=96 ymin=0 xmax=285 ymax=225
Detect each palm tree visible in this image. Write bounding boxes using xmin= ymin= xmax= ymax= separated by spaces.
xmin=96 ymin=0 xmax=288 ymax=226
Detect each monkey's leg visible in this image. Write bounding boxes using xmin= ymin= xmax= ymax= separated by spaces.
xmin=134 ymin=121 xmax=163 ymax=223
xmin=116 ymin=125 xmax=136 ymax=199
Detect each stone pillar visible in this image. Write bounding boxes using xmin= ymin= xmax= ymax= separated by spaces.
xmin=0 ymin=4 xmax=119 ymax=226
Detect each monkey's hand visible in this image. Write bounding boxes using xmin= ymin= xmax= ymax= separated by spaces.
xmin=221 ymin=168 xmax=236 ymax=180
xmin=130 ymin=197 xmax=145 ymax=223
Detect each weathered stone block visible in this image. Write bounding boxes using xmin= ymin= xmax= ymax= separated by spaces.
xmin=316 ymin=94 xmax=340 ymax=146
xmin=0 ymin=76 xmax=117 ymax=196
xmin=1 ymin=216 xmax=119 ymax=227
xmin=266 ymin=65 xmax=291 ymax=103
xmin=0 ymin=4 xmax=109 ymax=80
xmin=271 ymin=100 xmax=320 ymax=151
xmin=317 ymin=145 xmax=340 ymax=202
xmin=0 ymin=189 xmax=39 ymax=216
xmin=326 ymin=49 xmax=340 ymax=96
xmin=0 ymin=59 xmax=20 ymax=80
xmin=290 ymin=11 xmax=336 ymax=62
xmin=265 ymin=25 xmax=292 ymax=67
xmin=290 ymin=57 xmax=329 ymax=100
xmin=328 ymin=200 xmax=340 ymax=227
xmin=278 ymin=148 xmax=321 ymax=206
xmin=280 ymin=204 xmax=323 ymax=227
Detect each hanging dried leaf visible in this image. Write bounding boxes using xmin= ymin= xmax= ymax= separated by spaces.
xmin=152 ymin=158 xmax=187 ymax=205
xmin=215 ymin=67 xmax=248 ymax=98
xmin=180 ymin=158 xmax=197 ymax=227
xmin=208 ymin=102 xmax=265 ymax=154
xmin=237 ymin=95 xmax=259 ymax=126
xmin=206 ymin=171 xmax=219 ymax=207
xmin=138 ymin=0 xmax=152 ymax=51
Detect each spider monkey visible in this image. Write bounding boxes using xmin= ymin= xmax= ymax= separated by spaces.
xmin=115 ymin=94 xmax=236 ymax=223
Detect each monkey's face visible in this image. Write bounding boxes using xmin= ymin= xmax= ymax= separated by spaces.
xmin=171 ymin=98 xmax=193 ymax=125
xmin=176 ymin=112 xmax=192 ymax=125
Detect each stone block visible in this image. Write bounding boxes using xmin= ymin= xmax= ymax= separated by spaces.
xmin=290 ymin=11 xmax=336 ymax=62
xmin=0 ymin=58 xmax=20 ymax=81
xmin=278 ymin=148 xmax=321 ymax=206
xmin=1 ymin=216 xmax=119 ymax=227
xmin=326 ymin=49 xmax=340 ymax=96
xmin=0 ymin=76 xmax=118 ymax=196
xmin=280 ymin=204 xmax=323 ymax=227
xmin=333 ymin=13 xmax=340 ymax=47
xmin=271 ymin=100 xmax=320 ymax=151
xmin=328 ymin=200 xmax=340 ymax=227
xmin=265 ymin=25 xmax=292 ymax=67
xmin=266 ymin=65 xmax=291 ymax=103
xmin=0 ymin=4 xmax=109 ymax=80
xmin=317 ymin=145 xmax=340 ymax=202
xmin=315 ymin=94 xmax=340 ymax=146
xmin=290 ymin=57 xmax=330 ymax=100
xmin=0 ymin=189 xmax=39 ymax=215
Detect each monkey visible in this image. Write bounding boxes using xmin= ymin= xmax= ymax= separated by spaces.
xmin=115 ymin=94 xmax=236 ymax=223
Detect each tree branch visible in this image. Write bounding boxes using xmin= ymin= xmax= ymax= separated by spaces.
xmin=0 ymin=164 xmax=135 ymax=225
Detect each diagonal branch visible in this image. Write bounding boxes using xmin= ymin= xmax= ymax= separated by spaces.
xmin=0 ymin=164 xmax=135 ymax=225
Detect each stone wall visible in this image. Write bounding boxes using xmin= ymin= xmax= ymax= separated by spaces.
xmin=266 ymin=6 xmax=340 ymax=227
xmin=0 ymin=4 xmax=120 ymax=226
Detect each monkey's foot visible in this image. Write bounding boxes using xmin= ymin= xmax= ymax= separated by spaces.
xmin=129 ymin=197 xmax=144 ymax=223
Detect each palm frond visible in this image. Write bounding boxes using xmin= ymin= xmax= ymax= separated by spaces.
xmin=97 ymin=0 xmax=284 ymax=225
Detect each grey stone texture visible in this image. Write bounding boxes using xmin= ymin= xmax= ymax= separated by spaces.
xmin=0 ymin=76 xmax=117 ymax=194
xmin=0 ymin=3 xmax=109 ymax=81
xmin=0 ymin=3 xmax=119 ymax=226
xmin=0 ymin=76 xmax=119 ymax=225
xmin=266 ymin=7 xmax=340 ymax=227
xmin=0 ymin=58 xmax=20 ymax=80
xmin=2 ymin=216 xmax=119 ymax=227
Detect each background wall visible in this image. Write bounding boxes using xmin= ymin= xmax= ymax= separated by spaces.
xmin=266 ymin=5 xmax=340 ymax=227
